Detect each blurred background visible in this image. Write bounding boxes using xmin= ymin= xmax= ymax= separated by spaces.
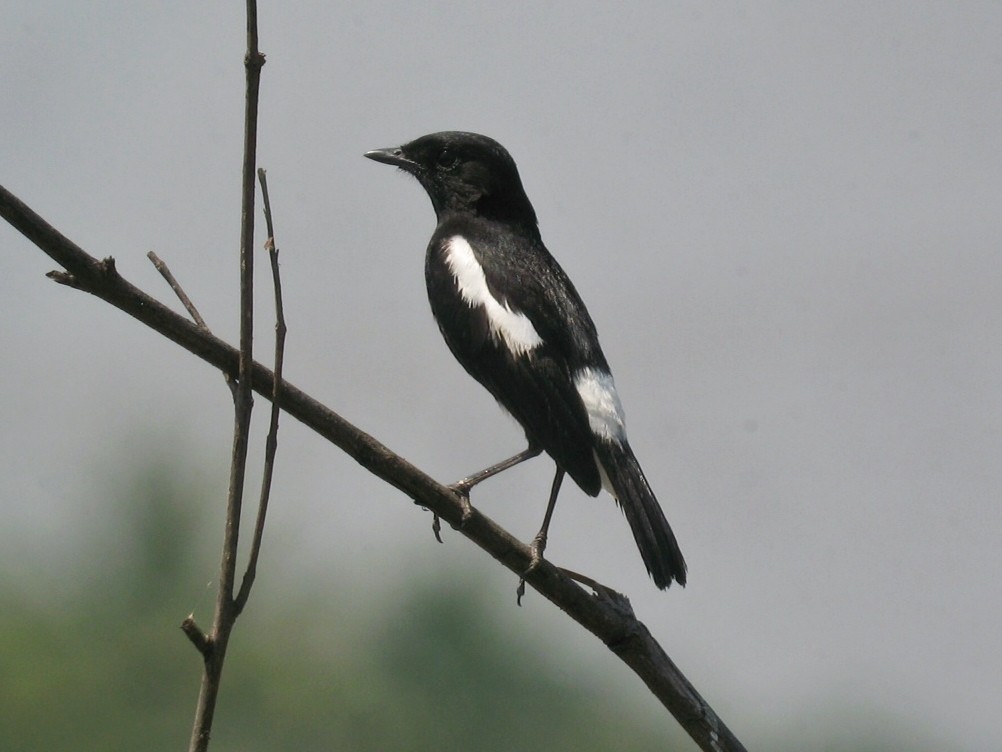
xmin=2 ymin=3 xmax=1000 ymax=750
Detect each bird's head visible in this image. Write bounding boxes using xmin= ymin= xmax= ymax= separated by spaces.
xmin=365 ymin=131 xmax=538 ymax=230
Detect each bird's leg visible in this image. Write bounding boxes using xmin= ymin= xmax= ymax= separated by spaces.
xmin=450 ymin=445 xmax=543 ymax=495
xmin=528 ymin=467 xmax=564 ymax=564
xmin=445 ymin=445 xmax=542 ymax=532
xmin=517 ymin=467 xmax=565 ymax=604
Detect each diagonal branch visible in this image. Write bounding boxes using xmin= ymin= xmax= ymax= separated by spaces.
xmin=0 ymin=181 xmax=747 ymax=752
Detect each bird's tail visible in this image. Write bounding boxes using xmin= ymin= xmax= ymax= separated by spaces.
xmin=593 ymin=440 xmax=687 ymax=589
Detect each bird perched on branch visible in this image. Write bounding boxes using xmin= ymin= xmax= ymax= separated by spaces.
xmin=365 ymin=131 xmax=686 ymax=590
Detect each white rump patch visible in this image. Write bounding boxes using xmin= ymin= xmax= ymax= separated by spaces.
xmin=593 ymin=449 xmax=616 ymax=495
xmin=443 ymin=236 xmax=543 ymax=356
xmin=575 ymin=367 xmax=627 ymax=444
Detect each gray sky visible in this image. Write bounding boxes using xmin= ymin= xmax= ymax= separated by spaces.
xmin=3 ymin=3 xmax=1001 ymax=749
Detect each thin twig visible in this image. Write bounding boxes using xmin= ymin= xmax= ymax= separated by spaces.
xmin=147 ymin=250 xmax=235 ymax=395
xmin=234 ymin=168 xmax=285 ymax=614
xmin=180 ymin=615 xmax=211 ymax=657
xmin=147 ymin=251 xmax=211 ymax=331
xmin=186 ymin=4 xmax=265 ymax=751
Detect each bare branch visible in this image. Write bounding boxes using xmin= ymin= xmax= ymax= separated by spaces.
xmin=234 ymin=168 xmax=286 ymax=614
xmin=1 ymin=179 xmax=747 ymax=752
xmin=0 ymin=12 xmax=748 ymax=745
xmin=185 ymin=3 xmax=266 ymax=750
xmin=148 ymin=251 xmax=211 ymax=331
xmin=180 ymin=615 xmax=211 ymax=658
xmin=148 ymin=250 xmax=236 ymax=396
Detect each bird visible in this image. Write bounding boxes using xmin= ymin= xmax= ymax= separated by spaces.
xmin=364 ymin=131 xmax=686 ymax=590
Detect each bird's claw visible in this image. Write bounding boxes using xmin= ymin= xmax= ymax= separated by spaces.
xmin=516 ymin=533 xmax=548 ymax=606
xmin=447 ymin=482 xmax=476 ymax=528
xmin=431 ymin=512 xmax=443 ymax=543
xmin=448 ymin=478 xmax=473 ymax=497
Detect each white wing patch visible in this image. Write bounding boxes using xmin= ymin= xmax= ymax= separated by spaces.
xmin=443 ymin=235 xmax=543 ymax=356
xmin=575 ymin=367 xmax=627 ymax=444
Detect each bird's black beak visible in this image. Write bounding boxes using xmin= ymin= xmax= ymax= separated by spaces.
xmin=364 ymin=146 xmax=419 ymax=173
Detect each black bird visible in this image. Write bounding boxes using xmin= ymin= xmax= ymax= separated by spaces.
xmin=365 ymin=132 xmax=686 ymax=590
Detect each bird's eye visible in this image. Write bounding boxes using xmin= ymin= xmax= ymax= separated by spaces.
xmin=436 ymin=149 xmax=458 ymax=169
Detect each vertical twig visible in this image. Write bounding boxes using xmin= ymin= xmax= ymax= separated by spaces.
xmin=186 ymin=3 xmax=265 ymax=751
xmin=234 ymin=169 xmax=286 ymax=613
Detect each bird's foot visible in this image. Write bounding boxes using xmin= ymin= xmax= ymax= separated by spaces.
xmin=449 ymin=476 xmax=475 ymax=496
xmin=556 ymin=567 xmax=632 ymax=613
xmin=516 ymin=532 xmax=548 ymax=606
xmin=416 ymin=505 xmax=445 ymax=543
xmin=446 ymin=482 xmax=476 ymax=528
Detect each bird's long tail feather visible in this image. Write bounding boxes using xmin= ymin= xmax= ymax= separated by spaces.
xmin=593 ymin=441 xmax=686 ymax=589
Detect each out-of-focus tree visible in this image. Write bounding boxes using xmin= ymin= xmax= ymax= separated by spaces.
xmin=0 ymin=451 xmax=683 ymax=751
xmin=0 ymin=448 xmax=944 ymax=751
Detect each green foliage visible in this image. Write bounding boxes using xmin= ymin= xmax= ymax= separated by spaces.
xmin=0 ymin=451 xmax=944 ymax=751
xmin=0 ymin=456 xmax=681 ymax=751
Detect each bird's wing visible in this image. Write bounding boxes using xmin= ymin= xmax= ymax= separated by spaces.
xmin=477 ymin=231 xmax=605 ymax=368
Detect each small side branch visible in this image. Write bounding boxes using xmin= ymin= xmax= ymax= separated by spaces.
xmin=148 ymin=251 xmax=210 ymax=331
xmin=148 ymin=251 xmax=235 ymax=395
xmin=180 ymin=615 xmax=211 ymax=658
xmin=235 ymin=168 xmax=286 ymax=614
